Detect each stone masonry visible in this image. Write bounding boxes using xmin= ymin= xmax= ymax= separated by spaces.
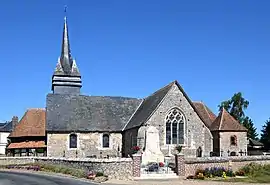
xmin=175 ymin=154 xmax=185 ymax=176
xmin=0 ymin=157 xmax=133 ymax=180
xmin=219 ymin=131 xmax=248 ymax=157
xmin=47 ymin=133 xmax=122 ymax=158
xmin=137 ymin=83 xmax=213 ymax=158
xmin=132 ymin=154 xmax=141 ymax=177
xmin=176 ymin=155 xmax=270 ymax=177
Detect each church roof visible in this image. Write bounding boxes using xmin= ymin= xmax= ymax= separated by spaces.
xmin=192 ymin=102 xmax=217 ymax=128
xmin=248 ymin=138 xmax=264 ymax=147
xmin=9 ymin=109 xmax=46 ymax=137
xmin=123 ymin=81 xmax=212 ymax=131
xmin=0 ymin=121 xmax=13 ymax=132
xmin=210 ymin=108 xmax=248 ymax=131
xmin=46 ymin=94 xmax=142 ymax=132
xmin=123 ymin=82 xmax=174 ymax=130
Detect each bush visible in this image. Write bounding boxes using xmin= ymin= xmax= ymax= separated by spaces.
xmin=196 ymin=167 xmax=235 ymax=178
xmin=196 ymin=173 xmax=205 ymax=180
xmin=95 ymin=172 xmax=104 ymax=177
xmin=236 ymin=163 xmax=270 ymax=178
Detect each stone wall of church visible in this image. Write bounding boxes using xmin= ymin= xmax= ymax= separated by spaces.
xmin=141 ymin=83 xmax=213 ymax=157
xmin=47 ymin=132 xmax=122 ymax=158
xmin=122 ymin=127 xmax=139 ymax=157
xmin=219 ymin=131 xmax=248 ymax=157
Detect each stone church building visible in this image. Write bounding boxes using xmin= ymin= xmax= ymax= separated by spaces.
xmin=13 ymin=16 xmax=250 ymax=159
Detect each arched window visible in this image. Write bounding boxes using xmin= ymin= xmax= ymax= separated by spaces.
xmin=165 ymin=108 xmax=185 ymax=145
xmin=102 ymin=134 xmax=110 ymax=148
xmin=197 ymin=147 xmax=202 ymax=157
xmin=69 ymin=133 xmax=77 ymax=148
xmin=230 ymin=135 xmax=237 ymax=146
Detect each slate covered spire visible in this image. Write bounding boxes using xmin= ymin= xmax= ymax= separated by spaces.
xmin=51 ymin=14 xmax=82 ymax=95
xmin=60 ymin=16 xmax=73 ymax=73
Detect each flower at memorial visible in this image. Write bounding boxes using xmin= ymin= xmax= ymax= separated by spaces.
xmin=159 ymin=162 xmax=164 ymax=167
xmin=132 ymin=146 xmax=140 ymax=151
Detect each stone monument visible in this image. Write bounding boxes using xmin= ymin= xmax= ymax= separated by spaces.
xmin=141 ymin=126 xmax=164 ymax=165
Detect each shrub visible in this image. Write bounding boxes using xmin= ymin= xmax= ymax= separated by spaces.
xmin=95 ymin=172 xmax=104 ymax=177
xmin=175 ymin=145 xmax=182 ymax=153
xmin=196 ymin=172 xmax=204 ymax=180
xmin=196 ymin=167 xmax=235 ymax=178
xmin=235 ymin=170 xmax=245 ymax=176
xmin=195 ymin=168 xmax=205 ymax=176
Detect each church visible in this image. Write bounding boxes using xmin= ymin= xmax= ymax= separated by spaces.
xmin=8 ymin=15 xmax=250 ymax=159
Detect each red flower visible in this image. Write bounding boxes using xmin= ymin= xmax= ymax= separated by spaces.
xmin=159 ymin=162 xmax=164 ymax=167
xmin=132 ymin=146 xmax=140 ymax=151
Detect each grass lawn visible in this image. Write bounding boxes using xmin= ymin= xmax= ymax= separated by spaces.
xmin=214 ymin=171 xmax=270 ymax=183
xmin=194 ymin=163 xmax=270 ymax=184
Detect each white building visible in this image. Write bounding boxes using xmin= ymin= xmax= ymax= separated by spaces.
xmin=0 ymin=116 xmax=17 ymax=155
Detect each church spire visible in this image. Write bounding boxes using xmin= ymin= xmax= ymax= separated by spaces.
xmin=60 ymin=15 xmax=73 ymax=73
xmin=51 ymin=8 xmax=82 ymax=95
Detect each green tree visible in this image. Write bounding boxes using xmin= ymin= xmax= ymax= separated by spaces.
xmin=242 ymin=116 xmax=258 ymax=140
xmin=260 ymin=119 xmax=270 ymax=150
xmin=218 ymin=92 xmax=249 ymax=123
xmin=218 ymin=92 xmax=258 ymax=140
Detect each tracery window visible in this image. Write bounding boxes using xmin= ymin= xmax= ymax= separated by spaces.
xmin=69 ymin=133 xmax=77 ymax=148
xmin=165 ymin=108 xmax=185 ymax=145
xmin=102 ymin=134 xmax=110 ymax=148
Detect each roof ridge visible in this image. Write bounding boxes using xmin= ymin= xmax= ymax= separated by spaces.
xmin=192 ymin=101 xmax=203 ymax=104
xmin=144 ymin=81 xmax=175 ymax=100
xmin=27 ymin=108 xmax=45 ymax=111
xmin=202 ymin=103 xmax=213 ymax=122
xmin=0 ymin=121 xmax=11 ymax=129
xmin=219 ymin=108 xmax=225 ymax=130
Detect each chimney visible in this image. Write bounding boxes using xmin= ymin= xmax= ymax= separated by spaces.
xmin=12 ymin=116 xmax=18 ymax=131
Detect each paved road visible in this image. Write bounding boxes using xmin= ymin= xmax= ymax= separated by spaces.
xmin=0 ymin=170 xmax=99 ymax=185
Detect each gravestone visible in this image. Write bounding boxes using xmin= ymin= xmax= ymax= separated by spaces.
xmin=141 ymin=126 xmax=164 ymax=165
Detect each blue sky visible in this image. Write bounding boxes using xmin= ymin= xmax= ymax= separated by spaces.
xmin=0 ymin=0 xmax=269 ymax=134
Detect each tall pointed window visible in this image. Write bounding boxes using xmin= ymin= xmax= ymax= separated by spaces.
xmin=69 ymin=133 xmax=77 ymax=148
xmin=165 ymin=108 xmax=185 ymax=145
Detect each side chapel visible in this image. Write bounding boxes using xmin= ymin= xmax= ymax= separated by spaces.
xmin=43 ymin=15 xmax=249 ymax=159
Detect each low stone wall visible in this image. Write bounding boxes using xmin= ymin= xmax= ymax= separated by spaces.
xmin=0 ymin=157 xmax=133 ymax=180
xmin=184 ymin=155 xmax=270 ymax=176
xmin=0 ymin=157 xmax=35 ymax=165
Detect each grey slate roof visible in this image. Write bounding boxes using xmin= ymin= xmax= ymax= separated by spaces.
xmin=249 ymin=138 xmax=264 ymax=147
xmin=0 ymin=121 xmax=13 ymax=132
xmin=53 ymin=16 xmax=80 ymax=77
xmin=123 ymin=82 xmax=174 ymax=130
xmin=46 ymin=93 xmax=142 ymax=132
xmin=123 ymin=80 xmax=213 ymax=131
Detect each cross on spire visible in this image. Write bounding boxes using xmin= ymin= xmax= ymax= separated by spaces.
xmin=64 ymin=5 xmax=68 ymax=13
